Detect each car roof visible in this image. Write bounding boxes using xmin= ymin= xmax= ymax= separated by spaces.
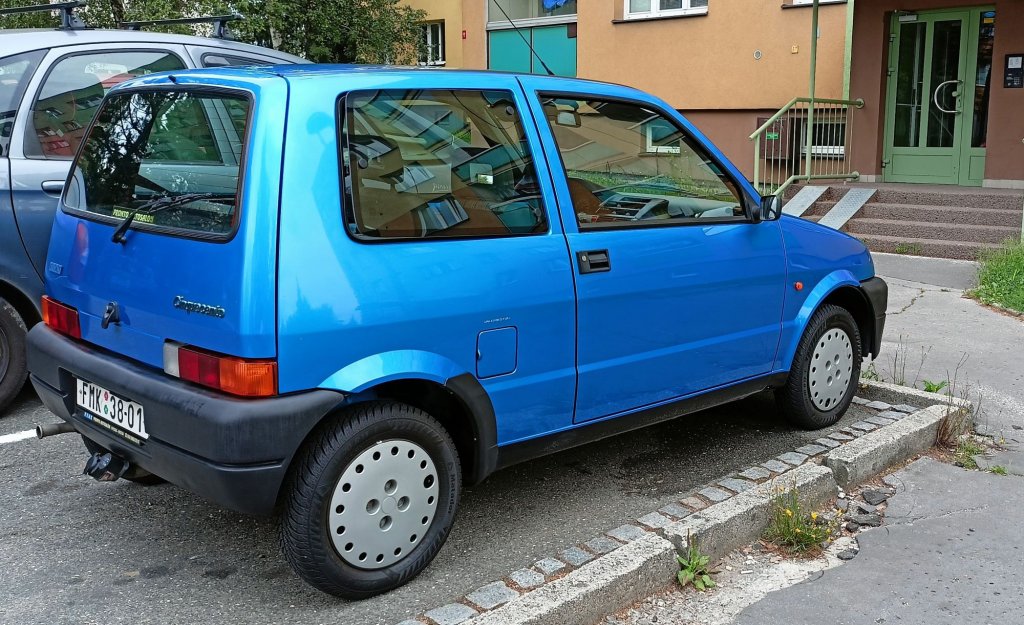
xmin=0 ymin=28 xmax=307 ymax=63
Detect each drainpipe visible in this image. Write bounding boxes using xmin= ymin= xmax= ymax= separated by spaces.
xmin=806 ymin=0 xmax=820 ymax=180
xmin=843 ymin=0 xmax=855 ymax=100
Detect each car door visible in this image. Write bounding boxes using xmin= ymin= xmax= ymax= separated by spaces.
xmin=7 ymin=44 xmax=190 ymax=280
xmin=519 ymin=77 xmax=787 ymax=423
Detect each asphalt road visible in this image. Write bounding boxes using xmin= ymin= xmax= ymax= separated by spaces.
xmin=0 ymin=384 xmax=878 ymax=625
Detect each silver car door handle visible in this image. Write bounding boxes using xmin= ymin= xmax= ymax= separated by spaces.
xmin=41 ymin=180 xmax=65 ymax=196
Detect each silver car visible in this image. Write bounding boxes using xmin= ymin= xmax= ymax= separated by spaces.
xmin=0 ymin=12 xmax=306 ymax=412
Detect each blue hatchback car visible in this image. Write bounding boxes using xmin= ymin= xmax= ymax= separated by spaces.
xmin=27 ymin=65 xmax=886 ymax=598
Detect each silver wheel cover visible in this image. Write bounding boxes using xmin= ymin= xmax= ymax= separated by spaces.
xmin=808 ymin=328 xmax=854 ymax=411
xmin=328 ymin=439 xmax=439 ymax=569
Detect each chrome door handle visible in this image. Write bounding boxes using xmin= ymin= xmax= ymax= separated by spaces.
xmin=933 ymin=79 xmax=962 ymax=115
xmin=40 ymin=180 xmax=64 ymax=196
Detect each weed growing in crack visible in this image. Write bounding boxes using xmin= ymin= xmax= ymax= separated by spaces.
xmin=989 ymin=465 xmax=1008 ymax=476
xmin=954 ymin=438 xmax=985 ymax=470
xmin=764 ymin=487 xmax=840 ymax=556
xmin=676 ymin=531 xmax=716 ymax=592
xmin=922 ymin=379 xmax=948 ymax=394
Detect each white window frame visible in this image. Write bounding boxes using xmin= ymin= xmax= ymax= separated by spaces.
xmin=419 ymin=22 xmax=446 ymax=66
xmin=624 ymin=0 xmax=708 ymax=21
xmin=486 ymin=0 xmax=577 ymax=29
xmin=791 ymin=0 xmax=845 ymax=5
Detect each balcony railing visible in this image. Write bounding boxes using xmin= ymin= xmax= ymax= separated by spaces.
xmin=750 ymin=97 xmax=864 ymax=197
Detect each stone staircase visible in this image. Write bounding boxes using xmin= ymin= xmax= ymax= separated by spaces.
xmin=786 ymin=185 xmax=1024 ymax=260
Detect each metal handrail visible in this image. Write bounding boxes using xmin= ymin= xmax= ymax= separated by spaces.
xmin=751 ymin=97 xmax=865 ymax=197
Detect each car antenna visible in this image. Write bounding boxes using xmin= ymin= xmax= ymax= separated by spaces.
xmin=491 ymin=0 xmax=555 ymax=76
xmin=0 ymin=1 xmax=88 ymax=30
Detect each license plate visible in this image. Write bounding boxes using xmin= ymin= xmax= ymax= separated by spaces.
xmin=75 ymin=379 xmax=148 ymax=443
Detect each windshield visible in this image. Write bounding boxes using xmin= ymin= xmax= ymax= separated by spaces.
xmin=64 ymin=90 xmax=250 ymax=238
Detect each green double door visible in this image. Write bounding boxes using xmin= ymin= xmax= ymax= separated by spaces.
xmin=884 ymin=8 xmax=995 ymax=186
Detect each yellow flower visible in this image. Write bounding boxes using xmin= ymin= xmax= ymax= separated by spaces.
xmin=795 ymin=528 xmax=801 ymax=533
xmin=811 ymin=512 xmax=818 ymax=521
xmin=785 ymin=509 xmax=793 ymax=517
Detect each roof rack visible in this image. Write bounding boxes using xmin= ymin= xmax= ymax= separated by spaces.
xmin=0 ymin=1 xmax=87 ymax=30
xmin=118 ymin=14 xmax=241 ymax=40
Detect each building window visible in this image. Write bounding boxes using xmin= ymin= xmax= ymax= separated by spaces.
xmin=625 ymin=0 xmax=708 ymax=20
xmin=420 ymin=22 xmax=445 ymax=66
xmin=791 ymin=0 xmax=845 ymax=5
xmin=487 ymin=0 xmax=577 ymax=27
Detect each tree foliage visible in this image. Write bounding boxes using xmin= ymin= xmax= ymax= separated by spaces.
xmin=0 ymin=0 xmax=427 ymax=63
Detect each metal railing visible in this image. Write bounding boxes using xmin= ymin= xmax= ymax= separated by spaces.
xmin=750 ymin=96 xmax=864 ymax=197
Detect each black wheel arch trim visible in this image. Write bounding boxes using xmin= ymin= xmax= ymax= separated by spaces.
xmin=859 ymin=277 xmax=888 ymax=358
xmin=443 ymin=372 xmax=499 ymax=486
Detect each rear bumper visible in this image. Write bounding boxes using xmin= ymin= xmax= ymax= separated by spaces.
xmin=27 ymin=324 xmax=343 ymax=515
xmin=860 ymin=276 xmax=888 ymax=358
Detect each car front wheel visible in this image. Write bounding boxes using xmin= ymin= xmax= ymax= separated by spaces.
xmin=280 ymin=401 xmax=461 ymax=599
xmin=777 ymin=304 xmax=862 ymax=429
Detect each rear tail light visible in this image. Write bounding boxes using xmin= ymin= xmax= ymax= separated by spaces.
xmin=164 ymin=342 xmax=276 ymax=397
xmin=41 ymin=296 xmax=81 ymax=339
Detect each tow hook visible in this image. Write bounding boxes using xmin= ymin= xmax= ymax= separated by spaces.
xmin=84 ymin=451 xmax=130 ymax=482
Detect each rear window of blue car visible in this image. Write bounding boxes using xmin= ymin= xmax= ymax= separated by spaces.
xmin=339 ymin=89 xmax=549 ymax=240
xmin=63 ymin=89 xmax=250 ymax=238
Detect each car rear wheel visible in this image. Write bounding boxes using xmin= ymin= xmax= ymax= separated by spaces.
xmin=776 ymin=304 xmax=861 ymax=429
xmin=280 ymin=401 xmax=461 ymax=598
xmin=0 ymin=298 xmax=29 ymax=414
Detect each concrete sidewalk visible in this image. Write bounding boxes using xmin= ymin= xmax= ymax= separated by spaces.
xmin=732 ymin=457 xmax=1022 ymax=625
xmin=874 ymin=252 xmax=1024 ymax=441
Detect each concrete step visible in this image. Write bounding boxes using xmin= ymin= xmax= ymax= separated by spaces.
xmin=846 ymin=218 xmax=1021 ymax=245
xmin=851 ymin=233 xmax=1002 ymax=261
xmin=785 ymin=185 xmax=850 ymax=203
xmin=870 ymin=188 xmax=1024 ymax=211
xmin=859 ymin=203 xmax=1024 ymax=228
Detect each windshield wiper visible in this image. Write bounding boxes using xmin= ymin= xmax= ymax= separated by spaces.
xmin=110 ymin=192 xmax=215 ymax=244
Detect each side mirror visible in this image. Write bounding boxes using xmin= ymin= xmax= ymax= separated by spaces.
xmin=759 ymin=194 xmax=782 ymax=222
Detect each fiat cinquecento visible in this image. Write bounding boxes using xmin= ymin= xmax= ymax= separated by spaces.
xmin=27 ymin=65 xmax=886 ymax=598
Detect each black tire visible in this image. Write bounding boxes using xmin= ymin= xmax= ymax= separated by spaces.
xmin=81 ymin=436 xmax=167 ymax=485
xmin=0 ymin=298 xmax=28 ymax=414
xmin=776 ymin=304 xmax=862 ymax=429
xmin=280 ymin=401 xmax=461 ymax=599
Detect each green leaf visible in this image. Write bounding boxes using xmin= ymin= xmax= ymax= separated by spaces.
xmin=702 ymin=574 xmax=716 ymax=588
xmin=694 ymin=578 xmax=705 ymax=591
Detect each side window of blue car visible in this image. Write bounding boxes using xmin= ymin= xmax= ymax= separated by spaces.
xmin=540 ymin=96 xmax=746 ymax=229
xmin=339 ymin=89 xmax=548 ymax=240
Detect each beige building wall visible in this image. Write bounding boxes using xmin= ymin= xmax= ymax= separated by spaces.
xmin=404 ymin=0 xmax=466 ymax=68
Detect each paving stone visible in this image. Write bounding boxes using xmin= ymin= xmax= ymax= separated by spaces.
xmin=861 ymin=488 xmax=890 ymax=505
xmin=828 ymin=431 xmax=855 ymax=441
xmin=851 ymin=396 xmax=869 ymax=405
xmin=893 ymin=404 xmax=918 ymax=413
xmin=864 ymin=400 xmax=892 ymax=411
xmin=658 ymin=502 xmax=694 ymax=519
xmin=584 ymin=535 xmax=622 ymax=554
xmin=698 ymin=486 xmax=731 ymax=503
xmin=849 ymin=421 xmax=879 ymax=432
xmin=839 ymin=427 xmax=864 ymax=437
xmin=424 ymin=603 xmax=478 ymax=625
xmin=815 ymin=437 xmax=842 ymax=449
xmin=679 ymin=496 xmax=707 ymax=511
xmin=760 ymin=459 xmax=791 ymax=474
xmin=559 ymin=546 xmax=594 ymax=567
xmin=850 ymin=500 xmax=876 ymax=514
xmin=835 ymin=498 xmax=849 ymax=512
xmin=865 ymin=416 xmax=897 ymax=427
xmin=845 ymin=512 xmax=882 ymax=527
xmin=877 ymin=410 xmax=907 ymax=420
xmin=509 ymin=568 xmax=544 ymax=589
xmin=637 ymin=511 xmax=672 ymax=529
xmin=533 ymin=557 xmax=566 ymax=576
xmin=396 ymin=620 xmax=425 ymax=625
xmin=606 ymin=524 xmax=648 ymax=542
xmin=466 ymin=581 xmax=518 ymax=610
xmin=777 ymin=451 xmax=809 ymax=466
xmin=718 ymin=477 xmax=757 ymax=493
xmin=837 ymin=549 xmax=858 ymax=560
xmin=795 ymin=443 xmax=828 ymax=457
xmin=737 ymin=466 xmax=771 ymax=481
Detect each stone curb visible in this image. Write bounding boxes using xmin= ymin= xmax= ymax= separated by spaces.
xmin=399 ymin=387 xmax=966 ymax=625
xmin=660 ymin=464 xmax=836 ymax=558
xmin=825 ymin=404 xmax=948 ymax=488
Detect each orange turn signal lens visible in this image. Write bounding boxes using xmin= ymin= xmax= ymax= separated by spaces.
xmin=176 ymin=345 xmax=277 ymax=397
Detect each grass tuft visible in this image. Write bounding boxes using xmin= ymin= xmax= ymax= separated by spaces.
xmin=972 ymin=239 xmax=1024 ymax=313
xmin=764 ymin=487 xmax=840 ymax=556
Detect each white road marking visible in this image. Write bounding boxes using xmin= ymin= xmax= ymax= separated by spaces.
xmin=0 ymin=429 xmax=36 ymax=445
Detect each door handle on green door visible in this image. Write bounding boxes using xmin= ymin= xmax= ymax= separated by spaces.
xmin=933 ymin=79 xmax=962 ymax=115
